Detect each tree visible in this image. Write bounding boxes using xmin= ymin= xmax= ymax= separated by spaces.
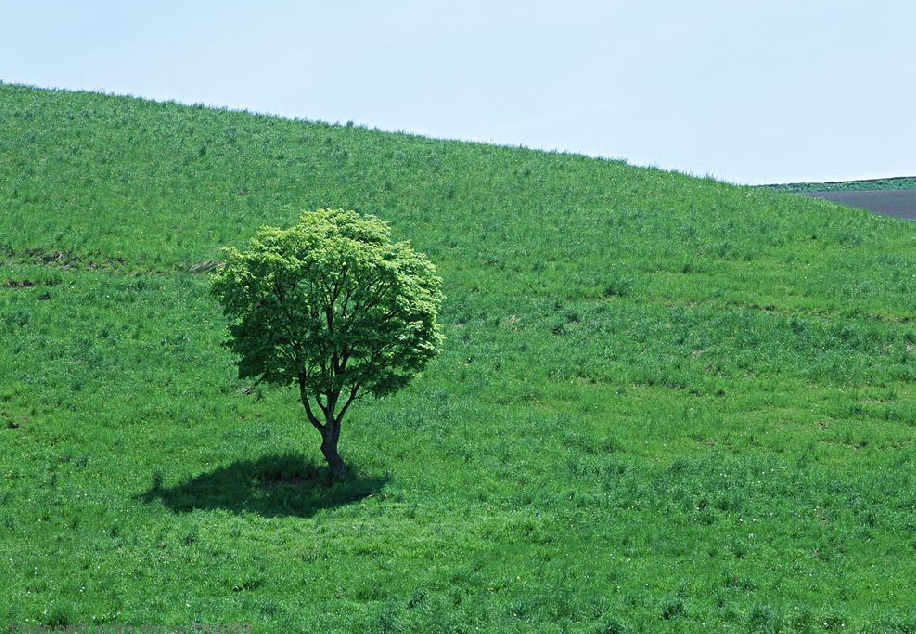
xmin=211 ymin=209 xmax=444 ymax=478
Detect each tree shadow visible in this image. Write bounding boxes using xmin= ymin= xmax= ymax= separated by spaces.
xmin=138 ymin=453 xmax=387 ymax=518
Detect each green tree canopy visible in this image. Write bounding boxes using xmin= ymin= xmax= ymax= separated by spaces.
xmin=211 ymin=209 xmax=444 ymax=477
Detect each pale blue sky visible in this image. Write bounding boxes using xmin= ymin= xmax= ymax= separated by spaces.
xmin=2 ymin=1 xmax=914 ymax=184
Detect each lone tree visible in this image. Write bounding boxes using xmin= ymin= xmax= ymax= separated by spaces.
xmin=211 ymin=209 xmax=443 ymax=478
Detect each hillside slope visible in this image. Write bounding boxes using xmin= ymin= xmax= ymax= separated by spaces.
xmin=2 ymin=83 xmax=916 ymax=632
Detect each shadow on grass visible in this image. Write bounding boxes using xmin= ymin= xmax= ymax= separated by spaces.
xmin=138 ymin=453 xmax=387 ymax=518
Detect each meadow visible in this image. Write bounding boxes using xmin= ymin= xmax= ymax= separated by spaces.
xmin=2 ymin=82 xmax=916 ymax=633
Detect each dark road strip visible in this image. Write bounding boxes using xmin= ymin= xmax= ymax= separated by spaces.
xmin=801 ymin=189 xmax=916 ymax=220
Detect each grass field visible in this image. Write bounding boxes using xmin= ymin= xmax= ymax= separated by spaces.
xmin=3 ymin=82 xmax=916 ymax=633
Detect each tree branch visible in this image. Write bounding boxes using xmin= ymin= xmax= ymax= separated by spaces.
xmin=297 ymin=359 xmax=324 ymax=431
xmin=315 ymin=392 xmax=328 ymax=415
xmin=334 ymin=384 xmax=362 ymax=425
xmin=302 ymin=398 xmax=324 ymax=431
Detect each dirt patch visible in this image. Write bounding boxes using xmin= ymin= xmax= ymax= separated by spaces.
xmin=3 ymin=247 xmax=131 ymax=270
xmin=1 ymin=412 xmax=21 ymax=429
xmin=40 ymin=249 xmax=78 ymax=265
xmin=187 ymin=259 xmax=223 ymax=273
xmin=4 ymin=278 xmax=61 ymax=288
xmin=3 ymin=247 xmax=221 ymax=276
xmin=5 ymin=280 xmax=35 ymax=288
xmin=2 ymin=247 xmax=84 ymax=269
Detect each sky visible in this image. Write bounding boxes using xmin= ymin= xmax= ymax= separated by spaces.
xmin=1 ymin=0 xmax=914 ymax=185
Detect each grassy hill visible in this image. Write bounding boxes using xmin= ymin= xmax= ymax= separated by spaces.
xmin=3 ymin=82 xmax=916 ymax=632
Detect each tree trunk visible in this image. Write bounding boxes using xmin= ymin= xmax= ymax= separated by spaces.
xmin=320 ymin=428 xmax=347 ymax=479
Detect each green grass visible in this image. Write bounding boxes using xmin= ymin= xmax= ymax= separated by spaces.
xmin=3 ymin=82 xmax=916 ymax=632
xmin=765 ymin=176 xmax=916 ymax=193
